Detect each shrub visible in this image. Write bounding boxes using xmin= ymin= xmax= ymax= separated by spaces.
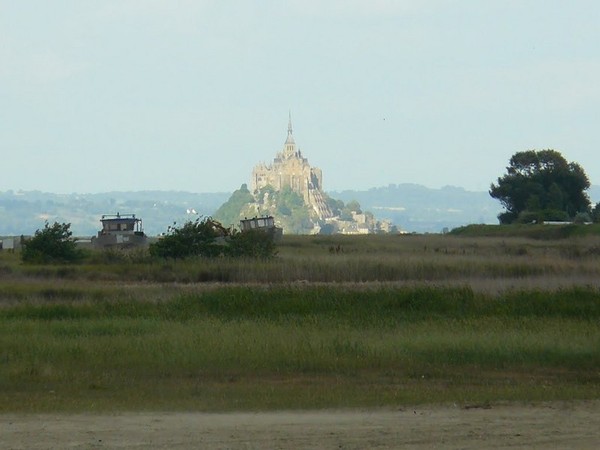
xmin=150 ymin=218 xmax=278 ymax=260
xmin=21 ymin=222 xmax=83 ymax=264
xmin=227 ymin=229 xmax=277 ymax=259
xmin=149 ymin=218 xmax=229 ymax=259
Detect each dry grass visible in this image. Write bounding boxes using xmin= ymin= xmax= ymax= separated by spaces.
xmin=3 ymin=233 xmax=600 ymax=286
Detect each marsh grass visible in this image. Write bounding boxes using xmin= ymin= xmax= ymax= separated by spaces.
xmin=2 ymin=234 xmax=600 ymax=285
xmin=1 ymin=286 xmax=599 ymax=412
xmin=1 ymin=234 xmax=600 ymax=412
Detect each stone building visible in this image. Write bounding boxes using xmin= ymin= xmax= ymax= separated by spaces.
xmin=251 ymin=115 xmax=333 ymax=219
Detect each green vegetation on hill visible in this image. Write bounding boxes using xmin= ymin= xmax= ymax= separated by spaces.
xmin=212 ymin=184 xmax=255 ymax=227
xmin=213 ymin=184 xmax=378 ymax=234
xmin=214 ymin=184 xmax=318 ymax=234
xmin=267 ymin=186 xmax=313 ymax=233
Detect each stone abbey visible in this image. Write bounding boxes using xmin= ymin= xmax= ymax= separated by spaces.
xmin=251 ymin=115 xmax=333 ymax=220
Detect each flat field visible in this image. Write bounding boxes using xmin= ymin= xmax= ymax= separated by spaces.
xmin=3 ymin=402 xmax=600 ymax=449
xmin=1 ymin=233 xmax=600 ymax=447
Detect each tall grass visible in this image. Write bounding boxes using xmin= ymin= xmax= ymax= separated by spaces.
xmin=2 ymin=234 xmax=600 ymax=285
xmin=1 ymin=234 xmax=600 ymax=411
xmin=1 ymin=285 xmax=599 ymax=411
xmin=3 ymin=285 xmax=600 ymax=321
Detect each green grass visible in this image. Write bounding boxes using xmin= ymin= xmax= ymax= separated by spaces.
xmin=1 ymin=286 xmax=599 ymax=412
xmin=1 ymin=234 xmax=600 ymax=412
xmin=3 ymin=285 xmax=600 ymax=321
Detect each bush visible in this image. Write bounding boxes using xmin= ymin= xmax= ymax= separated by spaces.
xmin=150 ymin=218 xmax=278 ymax=260
xmin=149 ymin=218 xmax=229 ymax=259
xmin=515 ymin=209 xmax=570 ymax=224
xmin=21 ymin=222 xmax=83 ymax=264
xmin=227 ymin=229 xmax=277 ymax=259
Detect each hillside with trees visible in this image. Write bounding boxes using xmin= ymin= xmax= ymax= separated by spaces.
xmin=214 ymin=185 xmax=331 ymax=234
xmin=212 ymin=184 xmax=256 ymax=228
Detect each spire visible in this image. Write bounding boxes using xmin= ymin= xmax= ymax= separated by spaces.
xmin=285 ymin=111 xmax=295 ymax=146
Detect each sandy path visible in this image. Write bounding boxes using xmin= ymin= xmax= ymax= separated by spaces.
xmin=2 ymin=401 xmax=599 ymax=449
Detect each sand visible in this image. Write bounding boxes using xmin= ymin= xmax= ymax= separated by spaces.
xmin=2 ymin=401 xmax=599 ymax=449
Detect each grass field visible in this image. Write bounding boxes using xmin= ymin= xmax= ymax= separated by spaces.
xmin=1 ymin=232 xmax=600 ymax=412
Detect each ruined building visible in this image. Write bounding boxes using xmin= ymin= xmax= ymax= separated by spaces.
xmin=251 ymin=115 xmax=333 ymax=219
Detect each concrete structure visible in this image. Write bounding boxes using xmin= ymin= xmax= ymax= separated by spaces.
xmin=91 ymin=213 xmax=147 ymax=248
xmin=0 ymin=237 xmax=15 ymax=251
xmin=239 ymin=215 xmax=283 ymax=241
xmin=251 ymin=114 xmax=333 ymax=220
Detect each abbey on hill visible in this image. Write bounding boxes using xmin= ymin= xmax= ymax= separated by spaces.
xmin=214 ymin=115 xmax=394 ymax=234
xmin=252 ymin=114 xmax=333 ymax=221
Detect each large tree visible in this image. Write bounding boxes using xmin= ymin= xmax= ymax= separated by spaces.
xmin=490 ymin=150 xmax=591 ymax=224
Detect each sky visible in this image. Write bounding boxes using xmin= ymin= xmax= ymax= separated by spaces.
xmin=1 ymin=0 xmax=599 ymax=194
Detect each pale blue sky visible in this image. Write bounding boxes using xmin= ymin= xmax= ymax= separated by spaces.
xmin=1 ymin=0 xmax=599 ymax=194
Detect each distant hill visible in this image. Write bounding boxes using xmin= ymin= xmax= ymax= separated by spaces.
xmin=330 ymin=184 xmax=501 ymax=233
xmin=0 ymin=190 xmax=230 ymax=236
xmin=1 ymin=184 xmax=599 ymax=236
xmin=331 ymin=184 xmax=600 ymax=233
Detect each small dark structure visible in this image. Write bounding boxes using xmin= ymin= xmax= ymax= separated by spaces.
xmin=91 ymin=213 xmax=147 ymax=249
xmin=239 ymin=216 xmax=283 ymax=241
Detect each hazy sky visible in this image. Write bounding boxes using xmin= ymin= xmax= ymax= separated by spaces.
xmin=1 ymin=0 xmax=599 ymax=194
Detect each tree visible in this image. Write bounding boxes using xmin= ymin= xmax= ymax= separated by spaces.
xmin=490 ymin=150 xmax=591 ymax=224
xmin=345 ymin=200 xmax=362 ymax=214
xmin=22 ymin=221 xmax=83 ymax=264
xmin=149 ymin=217 xmax=229 ymax=259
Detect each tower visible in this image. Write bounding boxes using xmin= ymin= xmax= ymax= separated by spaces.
xmin=283 ymin=111 xmax=296 ymax=157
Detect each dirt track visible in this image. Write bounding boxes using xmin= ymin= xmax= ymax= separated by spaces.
xmin=2 ymin=401 xmax=599 ymax=449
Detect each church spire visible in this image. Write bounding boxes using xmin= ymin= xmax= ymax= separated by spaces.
xmin=285 ymin=111 xmax=295 ymax=146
